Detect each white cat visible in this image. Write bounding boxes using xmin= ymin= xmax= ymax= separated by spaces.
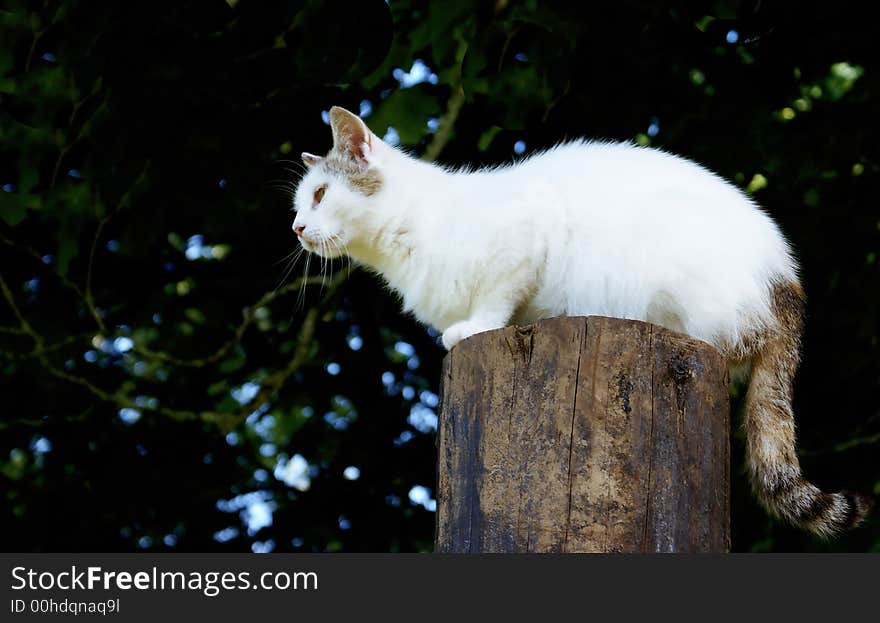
xmin=292 ymin=106 xmax=871 ymax=536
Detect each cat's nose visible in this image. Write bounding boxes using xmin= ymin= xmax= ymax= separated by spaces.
xmin=294 ymin=225 xmax=306 ymax=237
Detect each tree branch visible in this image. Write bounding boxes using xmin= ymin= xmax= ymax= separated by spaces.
xmin=0 ymin=270 xmax=43 ymax=349
xmin=224 ymin=269 xmax=348 ymax=430
xmin=1 ymin=265 xmax=348 ymax=432
xmin=0 ymin=231 xmax=88 ymax=300
xmin=132 ymin=274 xmax=330 ymax=368
xmin=422 ymin=40 xmax=468 ymax=163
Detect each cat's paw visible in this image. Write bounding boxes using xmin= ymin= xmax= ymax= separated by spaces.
xmin=441 ymin=321 xmax=485 ymax=350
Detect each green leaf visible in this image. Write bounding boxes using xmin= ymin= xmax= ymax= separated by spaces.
xmin=207 ymin=380 xmax=229 ymax=396
xmin=18 ymin=162 xmax=39 ymax=193
xmin=56 ymin=236 xmax=79 ymax=275
xmin=0 ymin=192 xmax=27 ymax=225
xmin=184 ymin=308 xmax=206 ymax=325
xmin=368 ymin=88 xmax=441 ymax=146
xmin=478 ymin=126 xmax=502 ymax=152
xmin=218 ymin=354 xmax=245 ymax=373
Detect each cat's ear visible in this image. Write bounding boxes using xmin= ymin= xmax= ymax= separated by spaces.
xmin=301 ymin=152 xmax=322 ymax=168
xmin=329 ymin=106 xmax=374 ymax=166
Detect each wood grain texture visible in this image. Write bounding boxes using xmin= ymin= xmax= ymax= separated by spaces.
xmin=435 ymin=316 xmax=730 ymax=553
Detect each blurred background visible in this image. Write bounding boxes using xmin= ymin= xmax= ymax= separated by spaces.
xmin=0 ymin=0 xmax=878 ymax=552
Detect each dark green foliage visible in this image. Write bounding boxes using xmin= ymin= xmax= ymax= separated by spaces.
xmin=0 ymin=0 xmax=878 ymax=552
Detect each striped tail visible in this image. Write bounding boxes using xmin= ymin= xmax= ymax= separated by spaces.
xmin=744 ymin=281 xmax=873 ymax=536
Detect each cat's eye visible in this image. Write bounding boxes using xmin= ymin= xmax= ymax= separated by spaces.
xmin=313 ymin=185 xmax=327 ymax=206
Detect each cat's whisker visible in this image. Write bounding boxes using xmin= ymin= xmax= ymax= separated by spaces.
xmin=265 ymin=177 xmax=298 ymax=186
xmin=295 ymin=252 xmax=312 ymax=311
xmin=326 ymin=238 xmax=340 ymax=280
xmin=277 ymin=165 xmax=306 ymax=178
xmin=319 ymin=238 xmax=329 ymax=291
xmin=338 ymin=237 xmax=353 ymax=275
xmin=265 ymin=182 xmax=297 ymax=194
xmin=273 ymin=247 xmax=300 ymax=267
xmin=267 ymin=179 xmax=298 ymax=190
xmin=330 ymin=236 xmax=351 ymax=277
xmin=265 ymin=180 xmax=298 ymax=191
xmin=276 ymin=243 xmax=307 ymax=292
xmin=274 ymin=159 xmax=309 ymax=174
xmin=266 ymin=185 xmax=296 ymax=201
xmin=274 ymin=249 xmax=301 ymax=294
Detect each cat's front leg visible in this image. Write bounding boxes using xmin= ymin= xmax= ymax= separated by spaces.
xmin=441 ymin=320 xmax=501 ymax=350
xmin=441 ymin=307 xmax=513 ymax=350
xmin=441 ymin=267 xmax=535 ymax=350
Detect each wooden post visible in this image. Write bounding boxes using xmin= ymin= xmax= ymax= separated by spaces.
xmin=435 ymin=316 xmax=730 ymax=553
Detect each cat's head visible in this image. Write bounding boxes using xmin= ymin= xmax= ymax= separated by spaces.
xmin=292 ymin=106 xmax=389 ymax=259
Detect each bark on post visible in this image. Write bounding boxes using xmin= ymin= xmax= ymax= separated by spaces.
xmin=435 ymin=316 xmax=730 ymax=553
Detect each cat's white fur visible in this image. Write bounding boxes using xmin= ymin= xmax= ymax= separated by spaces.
xmin=293 ymin=109 xmax=797 ymax=353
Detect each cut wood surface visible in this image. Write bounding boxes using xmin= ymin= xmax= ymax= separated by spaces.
xmin=435 ymin=316 xmax=730 ymax=553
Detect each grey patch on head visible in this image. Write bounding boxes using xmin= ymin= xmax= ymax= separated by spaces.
xmin=322 ymin=149 xmax=383 ymax=196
